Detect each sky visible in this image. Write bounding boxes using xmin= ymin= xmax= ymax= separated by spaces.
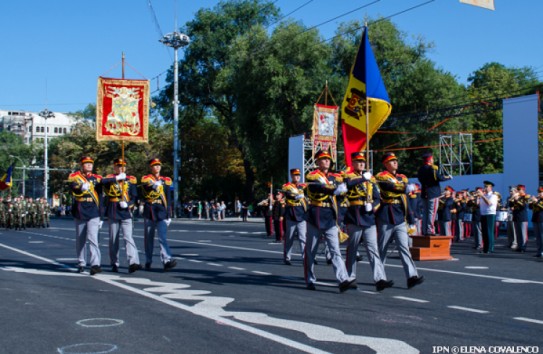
xmin=1 ymin=0 xmax=542 ymax=114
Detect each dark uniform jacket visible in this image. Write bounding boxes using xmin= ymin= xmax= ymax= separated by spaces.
xmin=417 ymin=163 xmax=449 ymax=199
xmin=467 ymin=198 xmax=481 ymax=222
xmin=375 ymin=170 xmax=413 ymax=225
xmin=509 ymin=194 xmax=530 ymax=222
xmin=141 ymin=174 xmax=172 ymax=221
xmin=272 ymin=199 xmax=286 ymax=221
xmin=343 ymin=171 xmax=380 ymax=227
xmin=408 ymin=192 xmax=423 ymax=221
xmin=68 ymin=171 xmax=103 ymax=220
xmin=437 ymin=196 xmax=454 ymax=222
xmin=305 ymin=169 xmax=342 ymax=230
xmin=102 ymin=174 xmax=138 ymax=221
xmin=281 ymin=182 xmax=307 ymax=222
xmin=529 ymin=197 xmax=543 ymax=223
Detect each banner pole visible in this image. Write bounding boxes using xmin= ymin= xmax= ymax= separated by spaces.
xmin=121 ymin=52 xmax=125 ymax=160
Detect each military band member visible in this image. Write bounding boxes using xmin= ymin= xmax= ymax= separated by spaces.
xmin=375 ymin=152 xmax=424 ymax=289
xmin=304 ymin=150 xmax=354 ymax=292
xmin=437 ymin=186 xmax=454 ymax=236
xmin=102 ymin=158 xmax=142 ymax=273
xmin=506 ymin=187 xmax=518 ymax=250
xmin=344 ymin=152 xmax=393 ymax=291
xmin=141 ymin=158 xmax=177 ymax=271
xmin=509 ymin=184 xmax=530 ymax=253
xmin=272 ymin=190 xmax=286 ymax=243
xmin=417 ymin=152 xmax=452 ymax=236
xmin=478 ymin=181 xmax=498 ymax=254
xmin=281 ymin=168 xmax=307 ymax=265
xmin=68 ymin=156 xmax=103 ymax=275
xmin=0 ymin=196 xmax=5 ymax=228
xmin=453 ymin=190 xmax=466 ymax=242
xmin=408 ymin=183 xmax=423 ymax=236
xmin=529 ymin=186 xmax=543 ymax=258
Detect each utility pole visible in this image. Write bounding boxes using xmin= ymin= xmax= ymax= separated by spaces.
xmin=39 ymin=108 xmax=55 ymax=200
xmin=159 ymin=31 xmax=190 ymax=217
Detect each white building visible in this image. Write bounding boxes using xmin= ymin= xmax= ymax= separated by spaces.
xmin=0 ymin=109 xmax=80 ymax=144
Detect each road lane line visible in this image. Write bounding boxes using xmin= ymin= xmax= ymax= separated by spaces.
xmin=207 ymin=263 xmax=223 ymax=267
xmin=393 ymin=296 xmax=429 ymax=303
xmin=447 ymin=306 xmax=489 ymax=314
xmin=252 ymin=271 xmax=271 ymax=276
xmin=514 ymin=317 xmax=543 ymax=325
xmin=228 ymin=267 xmax=246 ymax=271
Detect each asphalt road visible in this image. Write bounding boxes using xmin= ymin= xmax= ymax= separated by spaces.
xmin=1 ymin=218 xmax=542 ymax=354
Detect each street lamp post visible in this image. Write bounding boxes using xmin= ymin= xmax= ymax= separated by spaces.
xmin=159 ymin=31 xmax=190 ymax=218
xmin=39 ymin=108 xmax=55 ymax=200
xmin=9 ymin=155 xmax=26 ymax=196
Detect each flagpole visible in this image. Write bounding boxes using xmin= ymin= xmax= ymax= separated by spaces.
xmin=364 ymin=25 xmax=370 ymax=174
xmin=121 ymin=52 xmax=125 ymax=162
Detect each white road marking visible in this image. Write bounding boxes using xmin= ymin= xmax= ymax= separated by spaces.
xmin=181 ymin=254 xmax=199 ymax=257
xmin=207 ymin=263 xmax=223 ymax=267
xmin=189 ymin=259 xmax=203 ymax=263
xmin=252 ymin=271 xmax=271 ymax=276
xmin=465 ymin=266 xmax=489 ymax=269
xmin=76 ymin=318 xmax=124 ymax=328
xmin=28 ymin=241 xmax=44 ymax=244
xmin=57 ymin=343 xmax=118 ymax=354
xmin=501 ymin=279 xmax=532 ymax=284
xmin=514 ymin=317 xmax=543 ymax=325
xmin=447 ymin=306 xmax=489 ymax=314
xmin=314 ymin=281 xmax=337 ymax=288
xmin=228 ymin=266 xmax=246 ymax=271
xmin=362 ymin=291 xmax=380 ymax=295
xmin=198 ymin=240 xmax=212 ymax=243
xmin=393 ymin=296 xmax=429 ymax=303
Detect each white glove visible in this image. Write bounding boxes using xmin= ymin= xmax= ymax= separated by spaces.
xmin=334 ymin=183 xmax=347 ymax=195
xmin=99 ymin=221 xmax=103 ymax=229
xmin=116 ymin=173 xmax=126 ymax=181
xmin=406 ymin=183 xmax=416 ymax=194
xmin=448 ymin=175 xmax=454 ymax=180
xmin=294 ymin=194 xmax=304 ymax=200
xmin=365 ymin=203 xmax=373 ymax=212
xmin=165 ymin=218 xmax=171 ymax=227
xmin=153 ymin=180 xmax=163 ymax=190
xmin=81 ymin=182 xmax=90 ymax=191
xmin=363 ymin=172 xmax=372 ymax=180
xmin=119 ymin=201 xmax=128 ymax=209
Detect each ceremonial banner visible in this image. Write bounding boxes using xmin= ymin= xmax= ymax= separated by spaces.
xmin=459 ymin=0 xmax=495 ymax=10
xmin=96 ymin=77 xmax=150 ymax=142
xmin=0 ymin=163 xmax=14 ymax=191
xmin=312 ymin=104 xmax=338 ymax=161
xmin=341 ymin=27 xmax=392 ymax=168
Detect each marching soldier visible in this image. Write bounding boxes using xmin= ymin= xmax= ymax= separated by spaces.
xmin=529 ymin=186 xmax=543 ymax=258
xmin=344 ymin=152 xmax=393 ymax=291
xmin=141 ymin=158 xmax=177 ymax=271
xmin=281 ymin=168 xmax=307 ymax=265
xmin=509 ymin=184 xmax=530 ymax=253
xmin=272 ymin=190 xmax=286 ymax=243
xmin=375 ymin=152 xmax=424 ymax=289
xmin=417 ymin=152 xmax=452 ymax=236
xmin=68 ymin=156 xmax=104 ymax=275
xmin=304 ymin=150 xmax=354 ymax=292
xmin=102 ymin=158 xmax=143 ymax=273
xmin=477 ymin=181 xmax=498 ymax=254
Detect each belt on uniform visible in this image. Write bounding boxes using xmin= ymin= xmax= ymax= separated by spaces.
xmin=108 ymin=198 xmax=124 ymax=202
xmin=75 ymin=197 xmax=94 ymax=202
xmin=286 ymin=202 xmax=304 ymax=207
xmin=310 ymin=201 xmax=332 ymax=208
xmin=146 ymin=199 xmax=163 ymax=204
xmin=381 ymin=198 xmax=401 ymax=204
xmin=348 ymin=200 xmax=367 ymax=206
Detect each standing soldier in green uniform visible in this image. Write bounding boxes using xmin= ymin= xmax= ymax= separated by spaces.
xmin=41 ymin=197 xmax=51 ymax=227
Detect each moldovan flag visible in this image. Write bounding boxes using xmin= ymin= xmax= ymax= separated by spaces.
xmin=0 ymin=164 xmax=14 ymax=191
xmin=341 ymin=27 xmax=391 ymax=168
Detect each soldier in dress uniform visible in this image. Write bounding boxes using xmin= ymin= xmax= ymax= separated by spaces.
xmin=42 ymin=198 xmax=51 ymax=227
xmin=141 ymin=158 xmax=177 ymax=271
xmin=453 ymin=190 xmax=466 ymax=242
xmin=68 ymin=156 xmax=104 ymax=275
xmin=0 ymin=196 xmax=5 ymax=228
xmin=281 ymin=168 xmax=307 ymax=265
xmin=102 ymin=158 xmax=143 ymax=273
xmin=304 ymin=150 xmax=354 ymax=292
xmin=375 ymin=152 xmax=424 ymax=289
xmin=258 ymin=193 xmax=275 ymax=238
xmin=509 ymin=184 xmax=530 ymax=253
xmin=417 ymin=152 xmax=452 ymax=236
xmin=344 ymin=152 xmax=393 ymax=291
xmin=437 ymin=186 xmax=454 ymax=236
xmin=528 ymin=186 xmax=543 ymax=258
xmin=272 ymin=190 xmax=286 ymax=243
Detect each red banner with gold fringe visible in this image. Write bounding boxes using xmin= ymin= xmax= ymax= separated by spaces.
xmin=96 ymin=77 xmax=149 ymax=143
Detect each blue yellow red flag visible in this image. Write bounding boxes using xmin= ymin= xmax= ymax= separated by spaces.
xmin=341 ymin=27 xmax=392 ymax=167
xmin=0 ymin=164 xmax=14 ymax=191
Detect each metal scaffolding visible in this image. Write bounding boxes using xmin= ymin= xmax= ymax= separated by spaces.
xmin=439 ymin=133 xmax=473 ymax=176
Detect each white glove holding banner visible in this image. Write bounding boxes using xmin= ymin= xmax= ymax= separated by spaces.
xmin=334 ymin=183 xmax=347 ymax=196
xmin=365 ymin=203 xmax=373 ymax=212
xmin=363 ymin=172 xmax=372 ymax=180
xmin=81 ymin=183 xmax=90 ymax=191
xmin=116 ymin=173 xmax=126 ymax=181
xmin=294 ymin=194 xmax=304 ymax=200
xmin=406 ymin=183 xmax=416 ymax=194
xmin=153 ymin=180 xmax=163 ymax=190
xmin=165 ymin=218 xmax=171 ymax=227
xmin=119 ymin=201 xmax=128 ymax=209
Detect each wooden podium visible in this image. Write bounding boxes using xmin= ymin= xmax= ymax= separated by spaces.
xmin=409 ymin=235 xmax=453 ymax=261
